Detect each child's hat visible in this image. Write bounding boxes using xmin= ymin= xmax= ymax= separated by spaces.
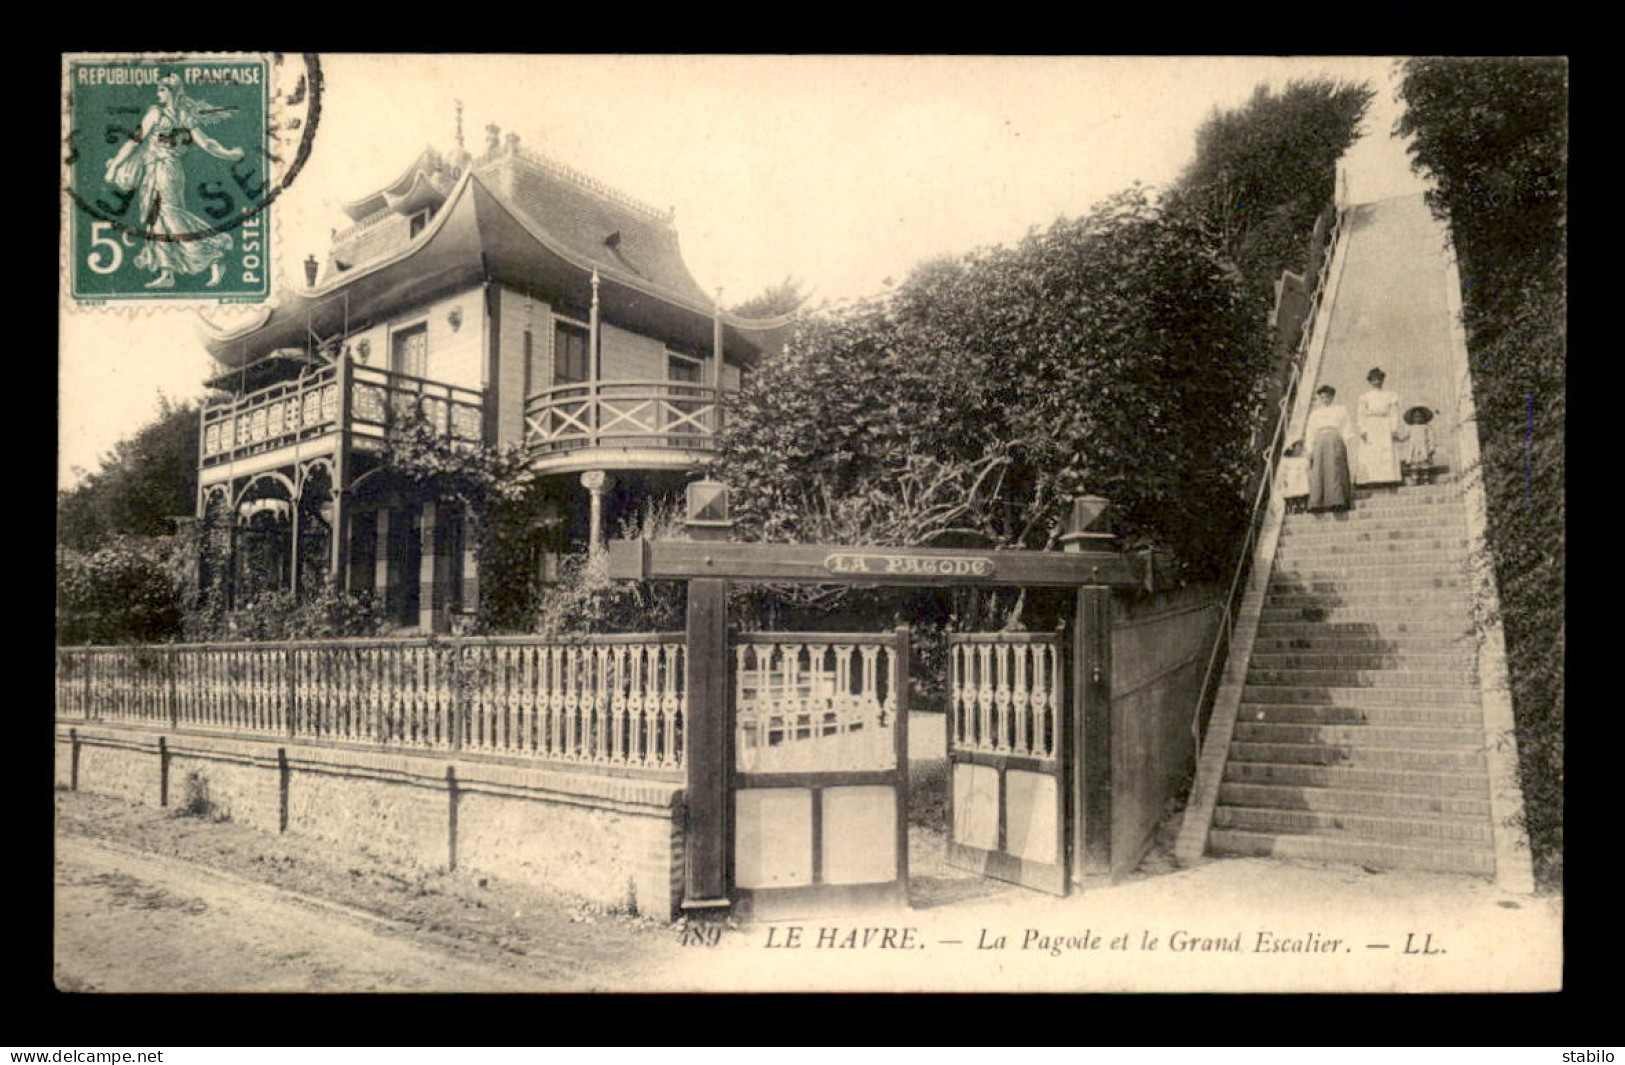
xmin=1404 ymin=406 xmax=1434 ymax=425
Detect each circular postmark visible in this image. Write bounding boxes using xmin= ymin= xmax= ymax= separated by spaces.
xmin=63 ymin=52 xmax=322 ymax=300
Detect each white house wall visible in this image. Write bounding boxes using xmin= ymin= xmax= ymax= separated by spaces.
xmin=496 ymin=285 xmax=553 ymax=449
xmin=347 ymin=285 xmax=486 ymax=394
xmin=600 ymin=322 xmax=667 ymax=381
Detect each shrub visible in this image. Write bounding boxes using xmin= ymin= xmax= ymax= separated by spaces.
xmin=56 ymin=536 xmax=185 ymax=645
xmin=184 ymin=582 xmax=387 ymax=642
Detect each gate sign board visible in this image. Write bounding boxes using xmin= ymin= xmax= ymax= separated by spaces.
xmin=607 ymin=540 xmax=1136 ymax=588
xmin=825 ymin=553 xmax=995 ymax=578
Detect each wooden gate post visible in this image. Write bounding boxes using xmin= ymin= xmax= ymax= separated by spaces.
xmin=684 ymin=576 xmax=730 ymax=910
xmin=682 ymin=479 xmax=735 ymax=910
xmin=1061 ymin=495 xmax=1118 ymax=880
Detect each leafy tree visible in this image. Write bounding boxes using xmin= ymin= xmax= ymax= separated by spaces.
xmin=729 ymin=275 xmax=807 ymax=319
xmin=1171 ymin=78 xmax=1374 ymax=297
xmin=58 ymin=394 xmax=202 ymax=550
xmin=1397 ymin=56 xmax=1566 ymax=888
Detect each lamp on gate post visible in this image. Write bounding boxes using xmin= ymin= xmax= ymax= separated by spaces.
xmin=1059 ymin=494 xmax=1114 ymax=551
xmin=685 ymin=478 xmax=733 ymax=541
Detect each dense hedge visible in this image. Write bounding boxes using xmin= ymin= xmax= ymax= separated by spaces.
xmin=719 ymin=186 xmax=1270 ymax=596
xmin=1398 ymin=57 xmax=1566 ymax=888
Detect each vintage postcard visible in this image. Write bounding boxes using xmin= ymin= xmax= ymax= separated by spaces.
xmin=55 ymin=54 xmax=1564 ymax=995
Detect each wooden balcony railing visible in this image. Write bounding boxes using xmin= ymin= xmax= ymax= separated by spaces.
xmin=523 ymin=380 xmax=722 ymax=461
xmin=200 ymin=362 xmax=485 ymax=468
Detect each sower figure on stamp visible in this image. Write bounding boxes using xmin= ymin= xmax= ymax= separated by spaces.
xmin=103 ymin=74 xmax=243 ymax=289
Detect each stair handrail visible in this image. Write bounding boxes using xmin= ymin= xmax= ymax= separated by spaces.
xmin=1189 ymin=204 xmax=1345 ymax=747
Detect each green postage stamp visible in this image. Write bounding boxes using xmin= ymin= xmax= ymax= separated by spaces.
xmin=63 ymin=54 xmax=319 ymax=304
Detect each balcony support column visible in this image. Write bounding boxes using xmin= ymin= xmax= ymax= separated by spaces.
xmin=289 ymin=475 xmax=303 ymax=596
xmin=419 ymin=499 xmax=452 ymax=633
xmin=581 ymin=470 xmax=611 ymax=556
xmin=712 ymin=287 xmax=725 ymax=438
xmin=332 ymin=355 xmax=354 ymax=589
xmin=589 ymin=270 xmax=601 ymax=384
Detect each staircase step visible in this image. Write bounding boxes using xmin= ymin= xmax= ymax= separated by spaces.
xmin=1233 ymin=721 xmax=1485 ymax=748
xmin=1257 ymin=605 xmax=1473 ymax=627
xmin=1252 ymin=633 xmax=1474 ymax=655
xmin=1308 ymin=487 xmax=1460 ymax=507
xmin=1208 ymin=829 xmax=1496 ymax=875
xmin=1223 ymin=760 xmax=1490 ymax=795
xmin=1275 ymin=541 xmax=1468 ymax=563
xmin=1228 ymin=742 xmax=1486 ymax=771
xmin=1245 ymin=668 xmax=1479 ymax=689
xmin=1349 ymin=486 xmax=1463 ymax=505
xmin=1280 ymin=520 xmax=1475 ymax=543
xmin=1264 ymin=592 xmax=1470 ymax=611
xmin=1241 ymin=685 xmax=1480 ymax=707
xmin=1237 ymin=703 xmax=1484 ymax=728
xmin=1274 ymin=559 xmax=1469 ymax=582
xmin=1255 ymin=620 xmax=1473 ymax=639
xmin=1212 ymin=805 xmax=1493 ymax=845
xmin=1280 ymin=527 xmax=1469 ymax=548
xmin=1217 ymin=781 xmax=1492 ymax=819
xmin=1250 ymin=651 xmax=1476 ymax=672
xmin=1268 ymin=575 xmax=1470 ymax=595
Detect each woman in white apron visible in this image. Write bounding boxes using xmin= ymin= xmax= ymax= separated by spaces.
xmin=1355 ymin=367 xmax=1403 ymax=486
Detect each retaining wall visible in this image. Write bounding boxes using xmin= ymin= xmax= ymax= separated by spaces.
xmin=1109 ymin=583 xmax=1224 ymax=874
xmin=55 ymin=723 xmax=686 ymax=917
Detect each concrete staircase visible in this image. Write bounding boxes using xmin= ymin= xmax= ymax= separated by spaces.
xmin=1208 ymin=482 xmax=1496 ymax=875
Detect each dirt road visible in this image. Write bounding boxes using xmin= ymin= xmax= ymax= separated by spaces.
xmin=55 ymin=835 xmax=548 ymax=992
xmin=53 ymin=791 xmax=694 ymax=993
xmin=54 ymin=790 xmax=1561 ymax=993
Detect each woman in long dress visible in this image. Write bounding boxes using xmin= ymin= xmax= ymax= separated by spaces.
xmin=1305 ymin=384 xmax=1356 ymax=513
xmin=103 ymin=74 xmax=244 ymax=289
xmin=1355 ymin=367 xmax=1403 ymax=486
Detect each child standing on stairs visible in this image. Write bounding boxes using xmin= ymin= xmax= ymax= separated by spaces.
xmin=1400 ymin=405 xmax=1437 ymax=485
xmin=1277 ymin=440 xmax=1310 ymax=513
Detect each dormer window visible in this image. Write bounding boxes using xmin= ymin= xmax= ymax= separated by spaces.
xmin=409 ymin=207 xmax=434 ymax=238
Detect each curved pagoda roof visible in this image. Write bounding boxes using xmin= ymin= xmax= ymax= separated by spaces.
xmin=203 ymin=142 xmax=793 ymax=369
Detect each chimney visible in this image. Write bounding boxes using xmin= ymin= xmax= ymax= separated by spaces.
xmin=505 ymin=131 xmax=520 ymax=155
xmin=485 ymin=123 xmax=501 ymax=156
xmin=303 ymin=254 xmax=319 ymax=287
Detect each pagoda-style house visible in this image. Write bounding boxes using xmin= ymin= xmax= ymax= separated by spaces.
xmin=197 ymin=129 xmax=791 ymax=631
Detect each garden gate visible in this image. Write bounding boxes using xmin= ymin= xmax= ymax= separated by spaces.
xmin=606 ymin=484 xmax=1137 ymax=915
xmin=946 ymin=632 xmax=1070 ymax=894
xmin=731 ymin=630 xmax=910 ymax=914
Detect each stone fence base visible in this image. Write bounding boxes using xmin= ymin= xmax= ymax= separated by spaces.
xmin=55 ymin=722 xmax=686 ymax=918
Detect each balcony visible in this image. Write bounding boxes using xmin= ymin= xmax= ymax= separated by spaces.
xmin=523 ymin=380 xmax=724 ymax=474
xmin=199 ymin=362 xmax=485 ymax=475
